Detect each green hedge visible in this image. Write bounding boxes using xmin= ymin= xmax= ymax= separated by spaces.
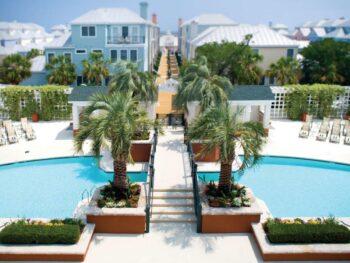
xmin=284 ymin=84 xmax=345 ymax=120
xmin=0 ymin=219 xmax=83 ymax=245
xmin=266 ymin=220 xmax=350 ymax=244
xmin=0 ymin=85 xmax=72 ymax=121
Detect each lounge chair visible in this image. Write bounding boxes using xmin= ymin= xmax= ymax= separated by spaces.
xmin=343 ymin=120 xmax=350 ymax=136
xmin=21 ymin=117 xmax=28 ymax=131
xmin=25 ymin=124 xmax=36 ymax=140
xmin=4 ymin=120 xmax=18 ymax=144
xmin=330 ymin=119 xmax=341 ymax=143
xmin=299 ymin=115 xmax=313 ymax=138
xmin=316 ymin=118 xmax=330 ymax=141
xmin=0 ymin=128 xmax=6 ymax=146
xmin=344 ymin=129 xmax=350 ymax=145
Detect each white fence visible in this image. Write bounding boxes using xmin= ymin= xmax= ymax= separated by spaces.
xmin=270 ymin=86 xmax=350 ymax=119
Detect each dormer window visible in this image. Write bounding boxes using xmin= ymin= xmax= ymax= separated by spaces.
xmin=82 ymin=26 xmax=96 ymax=37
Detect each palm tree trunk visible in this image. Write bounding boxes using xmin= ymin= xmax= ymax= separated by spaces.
xmin=218 ymin=160 xmax=233 ymax=194
xmin=113 ymin=159 xmax=129 ymax=198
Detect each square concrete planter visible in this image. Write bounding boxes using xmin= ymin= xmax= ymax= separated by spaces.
xmin=200 ymin=187 xmax=263 ymax=233
xmin=252 ymin=222 xmax=350 ymax=261
xmin=191 ymin=142 xmax=219 ymax=162
xmin=85 ymin=185 xmax=146 ymax=234
xmin=0 ymin=224 xmax=95 ymax=261
xmin=131 ymin=131 xmax=154 ymax=162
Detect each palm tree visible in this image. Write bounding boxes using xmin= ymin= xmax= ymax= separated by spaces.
xmin=45 ymin=55 xmax=76 ymax=85
xmin=108 ymin=61 xmax=157 ymax=102
xmin=187 ymin=104 xmax=265 ymax=194
xmin=75 ymin=92 xmax=152 ymax=196
xmin=267 ymin=57 xmax=301 ymax=85
xmin=82 ymin=52 xmax=110 ymax=86
xmin=175 ymin=56 xmax=232 ymax=112
xmin=0 ymin=53 xmax=31 ymax=84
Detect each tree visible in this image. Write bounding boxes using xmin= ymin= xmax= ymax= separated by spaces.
xmin=195 ymin=36 xmax=263 ymax=85
xmin=267 ymin=57 xmax=301 ymax=85
xmin=82 ymin=52 xmax=110 ymax=86
xmin=26 ymin=49 xmax=41 ymax=60
xmin=301 ymin=39 xmax=350 ymax=85
xmin=0 ymin=54 xmax=31 ymax=84
xmin=109 ymin=61 xmax=157 ymax=102
xmin=75 ymin=92 xmax=152 ymax=197
xmin=175 ymin=56 xmax=232 ymax=112
xmin=187 ymin=104 xmax=265 ymax=193
xmin=45 ymin=55 xmax=76 ymax=85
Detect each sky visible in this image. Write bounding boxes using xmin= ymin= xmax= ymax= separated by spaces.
xmin=0 ymin=0 xmax=349 ymax=32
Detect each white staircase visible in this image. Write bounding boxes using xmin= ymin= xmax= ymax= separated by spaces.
xmin=150 ymin=188 xmax=196 ymax=223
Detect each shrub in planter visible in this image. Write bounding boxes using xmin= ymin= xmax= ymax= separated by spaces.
xmin=97 ymin=181 xmax=141 ymax=208
xmin=205 ymin=180 xmax=251 ymax=208
xmin=264 ymin=218 xmax=350 ymax=244
xmin=0 ymin=219 xmax=84 ymax=245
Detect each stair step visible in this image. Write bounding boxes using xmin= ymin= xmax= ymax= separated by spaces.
xmin=150 ymin=214 xmax=197 ymax=223
xmin=153 ymin=188 xmax=192 ymax=193
xmin=152 ymin=191 xmax=193 ymax=199
xmin=152 ymin=206 xmax=194 ymax=215
xmin=152 ymin=198 xmax=194 ymax=205
xmin=152 ymin=203 xmax=193 ymax=208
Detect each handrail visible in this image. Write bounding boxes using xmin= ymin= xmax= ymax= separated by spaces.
xmin=187 ymin=141 xmax=202 ymax=233
xmin=145 ymin=129 xmax=158 ymax=233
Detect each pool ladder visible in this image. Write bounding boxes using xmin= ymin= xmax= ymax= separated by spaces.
xmin=81 ymin=186 xmax=96 ymax=203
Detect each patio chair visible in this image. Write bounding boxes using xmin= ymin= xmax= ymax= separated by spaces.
xmin=4 ymin=121 xmax=18 ymax=144
xmin=0 ymin=128 xmax=6 ymax=146
xmin=25 ymin=124 xmax=36 ymax=140
xmin=21 ymin=117 xmax=28 ymax=131
xmin=316 ymin=118 xmax=330 ymax=141
xmin=330 ymin=119 xmax=342 ymax=143
xmin=344 ymin=129 xmax=350 ymax=145
xmin=299 ymin=122 xmax=311 ymax=138
xmin=343 ymin=120 xmax=350 ymax=136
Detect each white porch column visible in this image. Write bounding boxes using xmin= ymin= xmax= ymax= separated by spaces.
xmin=263 ymin=104 xmax=271 ymax=129
xmin=72 ymin=104 xmax=80 ymax=131
xmin=243 ymin=106 xmax=251 ymax=122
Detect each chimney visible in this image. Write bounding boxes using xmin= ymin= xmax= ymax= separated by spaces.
xmin=140 ymin=2 xmax=148 ymax=20
xmin=152 ymin=13 xmax=157 ymax=24
xmin=178 ymin=18 xmax=183 ymax=27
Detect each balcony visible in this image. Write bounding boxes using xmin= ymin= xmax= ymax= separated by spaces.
xmin=107 ymin=36 xmax=145 ymax=45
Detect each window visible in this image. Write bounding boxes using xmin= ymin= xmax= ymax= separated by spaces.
xmin=252 ymin=48 xmax=259 ymax=54
xmin=130 ymin=50 xmax=137 ymax=62
xmin=287 ymin=48 xmax=294 ymax=58
xmin=48 ymin=53 xmax=55 ymax=63
xmin=122 ymin=26 xmax=129 ymax=38
xmin=131 ymin=26 xmax=139 ymax=42
xmin=77 ymin=76 xmax=87 ymax=86
xmin=76 ymin=49 xmax=86 ymax=54
xmin=81 ymin=26 xmax=96 ymax=37
xmin=105 ymin=77 xmax=110 ymax=86
xmin=110 ymin=50 xmax=118 ymax=62
xmin=121 ymin=50 xmax=127 ymax=60
xmin=92 ymin=49 xmax=102 ymax=54
xmin=64 ymin=52 xmax=72 ymax=63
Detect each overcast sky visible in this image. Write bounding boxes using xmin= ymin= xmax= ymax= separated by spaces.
xmin=0 ymin=0 xmax=349 ymax=31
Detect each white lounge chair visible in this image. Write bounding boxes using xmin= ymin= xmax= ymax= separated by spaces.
xmin=21 ymin=117 xmax=28 ymax=131
xmin=0 ymin=128 xmax=6 ymax=146
xmin=4 ymin=121 xmax=17 ymax=144
xmin=343 ymin=120 xmax=350 ymax=136
xmin=25 ymin=124 xmax=36 ymax=140
xmin=330 ymin=119 xmax=341 ymax=143
xmin=344 ymin=129 xmax=350 ymax=145
xmin=316 ymin=118 xmax=330 ymax=141
xmin=299 ymin=115 xmax=313 ymax=138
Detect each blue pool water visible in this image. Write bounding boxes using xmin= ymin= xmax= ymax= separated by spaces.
xmin=198 ymin=156 xmax=350 ymax=217
xmin=0 ymin=157 xmax=147 ymax=219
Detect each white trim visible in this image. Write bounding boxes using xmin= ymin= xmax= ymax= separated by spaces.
xmin=80 ymin=25 xmax=97 ymax=38
xmin=75 ymin=49 xmax=87 ymax=54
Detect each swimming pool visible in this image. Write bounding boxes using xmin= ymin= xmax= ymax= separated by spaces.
xmin=198 ymin=156 xmax=350 ymax=217
xmin=0 ymin=157 xmax=147 ymax=219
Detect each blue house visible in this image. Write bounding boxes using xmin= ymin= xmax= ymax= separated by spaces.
xmin=24 ymin=2 xmax=159 ymax=86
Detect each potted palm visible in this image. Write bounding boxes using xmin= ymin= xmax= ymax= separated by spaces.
xmin=75 ymin=92 xmax=152 ymax=233
xmin=187 ymin=104 xmax=265 ymax=233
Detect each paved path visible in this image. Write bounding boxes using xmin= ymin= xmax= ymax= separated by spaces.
xmin=153 ymin=126 xmax=192 ymax=189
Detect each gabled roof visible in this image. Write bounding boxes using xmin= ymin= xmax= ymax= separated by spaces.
xmin=271 ymin=23 xmax=288 ymax=30
xmin=191 ymin=25 xmax=299 ymax=48
xmin=0 ymin=21 xmax=44 ymax=31
xmin=45 ymin=32 xmax=72 ymax=48
xmin=228 ymin=85 xmax=275 ymax=101
xmin=322 ymin=18 xmax=346 ymax=27
xmin=30 ymin=55 xmax=45 ymax=72
xmin=68 ymin=86 xmax=108 ymax=102
xmin=70 ymin=8 xmax=149 ymax=25
xmin=323 ymin=28 xmax=346 ymax=38
xmin=339 ymin=19 xmax=350 ymax=27
xmin=311 ymin=27 xmax=326 ymax=37
xmin=182 ymin=14 xmax=235 ymax=26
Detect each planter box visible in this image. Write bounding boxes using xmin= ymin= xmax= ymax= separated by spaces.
xmin=0 ymin=224 xmax=95 ymax=262
xmin=200 ymin=187 xmax=263 ymax=233
xmin=86 ymin=186 xmax=146 ymax=234
xmin=192 ymin=143 xmax=219 ymax=162
xmin=131 ymin=143 xmax=152 ymax=162
xmin=252 ymin=222 xmax=350 ymax=261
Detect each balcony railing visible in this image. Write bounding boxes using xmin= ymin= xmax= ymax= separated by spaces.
xmin=107 ymin=36 xmax=145 ymax=45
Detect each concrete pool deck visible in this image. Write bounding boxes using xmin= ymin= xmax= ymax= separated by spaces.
xmin=0 ymin=120 xmax=349 ymax=263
